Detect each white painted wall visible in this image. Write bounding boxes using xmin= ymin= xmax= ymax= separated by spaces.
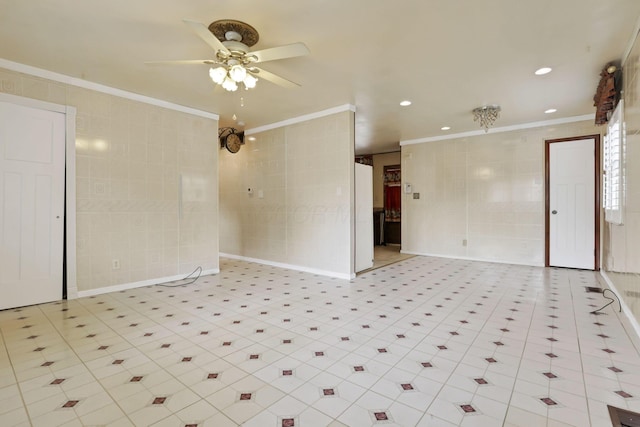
xmin=219 ymin=109 xmax=355 ymax=278
xmin=0 ymin=65 xmax=220 ymax=294
xmin=401 ymin=121 xmax=601 ymax=266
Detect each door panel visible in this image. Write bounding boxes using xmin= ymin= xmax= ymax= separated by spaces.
xmin=0 ymin=102 xmax=65 ymax=309
xmin=355 ymin=163 xmax=373 ymax=272
xmin=549 ymin=138 xmax=595 ymax=269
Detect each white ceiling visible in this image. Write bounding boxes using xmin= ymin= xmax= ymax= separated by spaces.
xmin=1 ymin=1 xmax=639 ymax=154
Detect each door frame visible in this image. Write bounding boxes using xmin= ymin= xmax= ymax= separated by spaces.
xmin=544 ymin=134 xmax=600 ymax=270
xmin=0 ymin=93 xmax=78 ymax=299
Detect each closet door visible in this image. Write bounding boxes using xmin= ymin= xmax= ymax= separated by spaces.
xmin=0 ymin=101 xmax=65 ymax=309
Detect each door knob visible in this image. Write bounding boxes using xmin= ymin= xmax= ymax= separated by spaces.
xmin=551 ymin=210 xmax=557 ymax=215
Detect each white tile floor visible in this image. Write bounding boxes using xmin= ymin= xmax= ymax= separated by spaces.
xmin=2 ymin=256 xmax=640 ymax=426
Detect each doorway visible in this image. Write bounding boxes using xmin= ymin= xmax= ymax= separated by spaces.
xmin=545 ymin=135 xmax=600 ymax=270
xmin=383 ymin=164 xmax=401 ymax=245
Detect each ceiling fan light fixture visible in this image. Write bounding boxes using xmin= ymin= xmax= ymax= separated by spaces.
xmin=229 ymin=64 xmax=247 ymax=82
xmin=243 ymin=73 xmax=258 ymax=89
xmin=222 ymin=76 xmax=238 ymax=91
xmin=209 ymin=67 xmax=227 ymax=84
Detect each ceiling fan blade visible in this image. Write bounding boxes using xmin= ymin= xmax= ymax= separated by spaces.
xmin=183 ymin=19 xmax=230 ymax=54
xmin=251 ymin=43 xmax=310 ymax=63
xmin=145 ymin=59 xmax=218 ymax=65
xmin=254 ymin=67 xmax=301 ymax=88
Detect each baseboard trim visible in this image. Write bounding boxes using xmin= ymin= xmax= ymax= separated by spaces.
xmin=599 ymin=270 xmax=640 ymax=341
xmin=399 ymin=250 xmax=545 ymax=268
xmin=400 ymin=250 xmax=544 ymax=267
xmin=76 ymin=268 xmax=220 ymax=298
xmin=220 ymin=253 xmax=354 ymax=280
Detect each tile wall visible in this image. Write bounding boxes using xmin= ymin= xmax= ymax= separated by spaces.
xmin=219 ymin=110 xmax=354 ymax=277
xmin=0 ymin=66 xmax=219 ymax=293
xmin=401 ymin=121 xmax=601 ymax=266
xmin=603 ymin=28 xmax=640 ymax=321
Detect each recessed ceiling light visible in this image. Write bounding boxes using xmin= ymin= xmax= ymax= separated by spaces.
xmin=400 ymin=100 xmax=412 ymax=106
xmin=544 ymin=108 xmax=557 ymax=114
xmin=441 ymin=126 xmax=451 ymax=131
xmin=535 ymin=67 xmax=552 ymax=75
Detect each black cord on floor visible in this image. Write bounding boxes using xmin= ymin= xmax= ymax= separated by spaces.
xmin=157 ymin=266 xmax=202 ymax=288
xmin=591 ymin=289 xmax=622 ymax=315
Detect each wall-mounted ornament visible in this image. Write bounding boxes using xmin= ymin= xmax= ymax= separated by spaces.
xmin=593 ymin=62 xmax=622 ymax=125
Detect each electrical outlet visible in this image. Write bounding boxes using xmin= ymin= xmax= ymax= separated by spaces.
xmin=462 ymin=239 xmax=467 ymax=247
xmin=112 ymin=259 xmax=120 ymax=270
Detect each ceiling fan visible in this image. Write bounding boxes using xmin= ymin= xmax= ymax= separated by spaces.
xmin=146 ymin=19 xmax=309 ymax=91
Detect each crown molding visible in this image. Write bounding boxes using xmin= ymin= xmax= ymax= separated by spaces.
xmin=400 ymin=114 xmax=594 ymax=146
xmin=245 ymin=104 xmax=356 ymax=135
xmin=0 ymin=58 xmax=219 ymax=120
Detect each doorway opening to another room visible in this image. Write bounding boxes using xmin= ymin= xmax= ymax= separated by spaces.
xmin=356 ymin=152 xmax=413 ymax=272
xmin=383 ymin=164 xmax=402 ymax=245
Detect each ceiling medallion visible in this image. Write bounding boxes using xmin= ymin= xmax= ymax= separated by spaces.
xmin=473 ymin=105 xmax=501 ymax=132
xmin=208 ymin=20 xmax=259 ymax=47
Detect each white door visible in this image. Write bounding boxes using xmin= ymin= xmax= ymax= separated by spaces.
xmin=549 ymin=138 xmax=595 ymax=269
xmin=0 ymin=102 xmax=65 ymax=309
xmin=355 ymin=163 xmax=373 ymax=272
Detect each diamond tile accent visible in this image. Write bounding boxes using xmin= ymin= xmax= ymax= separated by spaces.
xmin=615 ymin=390 xmax=633 ymax=398
xmin=474 ymin=378 xmax=488 ymax=385
xmin=401 ymin=383 xmax=414 ymax=390
xmin=282 ymin=419 xmax=295 ymax=427
xmin=239 ymin=393 xmax=252 ymax=401
xmin=152 ymin=397 xmax=166 ymax=405
xmin=322 ymin=388 xmax=335 ymax=396
xmin=543 ymin=372 xmax=558 ymax=379
xmin=608 ymin=366 xmax=623 ymax=373
xmin=50 ymin=378 xmax=66 ymax=385
xmin=62 ymin=400 xmax=79 ymax=408
xmin=374 ymin=412 xmax=389 ymax=421
xmin=130 ymin=376 xmax=143 ymax=382
xmin=460 ymin=404 xmax=476 ymax=413
xmin=540 ymin=397 xmax=557 ymax=406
